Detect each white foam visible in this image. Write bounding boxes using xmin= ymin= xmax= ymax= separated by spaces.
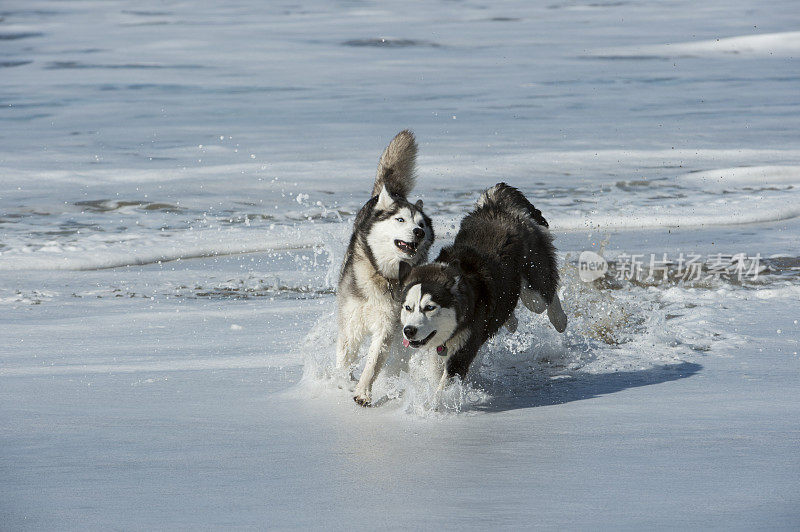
xmin=2 ymin=190 xmax=796 ymax=271
xmin=4 ymin=156 xmax=800 ymax=272
xmin=0 ymin=224 xmax=346 ymax=271
xmin=550 ymin=200 xmax=800 ymax=231
xmin=548 ymin=163 xmax=800 ymax=231
xmin=592 ymin=31 xmax=800 ymax=58
xmin=297 ymin=261 xmax=723 ymax=416
xmin=676 ymin=165 xmax=800 ymax=188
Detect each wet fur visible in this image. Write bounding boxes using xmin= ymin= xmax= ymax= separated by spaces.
xmin=399 ymin=183 xmax=566 ymax=384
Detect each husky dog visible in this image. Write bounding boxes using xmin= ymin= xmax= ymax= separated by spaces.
xmin=398 ymin=183 xmax=567 ymax=390
xmin=336 ymin=130 xmax=434 ymax=406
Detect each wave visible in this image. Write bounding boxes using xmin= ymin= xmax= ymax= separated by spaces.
xmin=676 ymin=165 xmax=800 ymax=187
xmin=589 ymin=31 xmax=800 ymax=58
xmin=0 ymin=224 xmax=345 ymax=271
xmin=550 ymin=202 xmax=800 ymax=231
xmin=2 ymin=162 xmax=799 ymax=270
xmin=2 ymin=198 xmax=798 ymax=271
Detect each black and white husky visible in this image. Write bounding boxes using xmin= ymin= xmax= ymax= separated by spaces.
xmin=398 ymin=183 xmax=567 ymax=390
xmin=336 ymin=130 xmax=434 ymax=406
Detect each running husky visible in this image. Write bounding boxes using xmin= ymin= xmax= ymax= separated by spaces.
xmin=398 ymin=183 xmax=567 ymax=389
xmin=336 ymin=130 xmax=434 ymax=406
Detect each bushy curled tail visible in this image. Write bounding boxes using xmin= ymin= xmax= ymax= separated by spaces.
xmin=371 ymin=130 xmax=418 ymax=198
xmin=476 ymin=182 xmax=549 ymax=228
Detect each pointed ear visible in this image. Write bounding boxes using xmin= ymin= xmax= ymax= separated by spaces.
xmin=414 ymin=199 xmax=424 ymax=210
xmin=398 ymin=261 xmax=412 ymax=285
xmin=375 ymin=185 xmax=394 ymax=211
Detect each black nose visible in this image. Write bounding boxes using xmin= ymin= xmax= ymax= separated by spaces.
xmin=403 ymin=325 xmax=417 ymax=338
xmin=413 ymin=227 xmax=424 ymax=239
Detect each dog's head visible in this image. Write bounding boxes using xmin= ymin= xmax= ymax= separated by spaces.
xmin=364 ymin=185 xmax=434 ymax=277
xmin=398 ymin=261 xmax=461 ymax=352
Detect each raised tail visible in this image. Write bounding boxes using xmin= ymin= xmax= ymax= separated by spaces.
xmin=476 ymin=182 xmax=549 ymax=227
xmin=371 ymin=130 xmax=418 ymax=198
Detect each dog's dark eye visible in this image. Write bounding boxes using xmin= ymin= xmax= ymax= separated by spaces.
xmin=404 ymin=305 xmax=412 ymax=311
xmin=396 ymin=217 xmax=405 ymax=223
xmin=423 ymin=304 xmax=436 ymax=312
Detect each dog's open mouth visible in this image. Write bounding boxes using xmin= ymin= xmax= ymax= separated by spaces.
xmin=394 ymin=239 xmax=417 ymax=255
xmin=404 ymin=330 xmax=436 ymax=348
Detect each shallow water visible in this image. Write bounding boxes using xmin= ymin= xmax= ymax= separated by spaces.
xmin=2 ymin=0 xmax=799 ymax=409
xmin=2 ymin=1 xmax=800 ymax=527
xmin=2 ymin=0 xmax=800 ymax=272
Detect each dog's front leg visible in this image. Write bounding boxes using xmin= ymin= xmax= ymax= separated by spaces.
xmin=436 ymin=368 xmax=450 ymax=392
xmin=353 ymin=327 xmax=393 ymax=407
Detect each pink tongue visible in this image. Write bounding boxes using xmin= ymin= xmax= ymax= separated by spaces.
xmin=402 ymin=338 xmax=410 ymax=348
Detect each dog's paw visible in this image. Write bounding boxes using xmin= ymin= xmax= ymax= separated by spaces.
xmin=547 ymin=294 xmax=568 ymax=333
xmin=353 ymin=394 xmax=372 ymax=408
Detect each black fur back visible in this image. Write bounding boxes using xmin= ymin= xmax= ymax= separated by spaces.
xmin=440 ymin=182 xmax=559 ymax=307
xmin=476 ymin=182 xmax=549 ymax=227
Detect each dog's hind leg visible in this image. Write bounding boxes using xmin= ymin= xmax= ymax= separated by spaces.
xmin=336 ymin=306 xmax=366 ymax=370
xmin=547 ymin=293 xmax=568 ymax=333
xmin=520 ymin=284 xmax=547 ymax=314
xmin=336 ymin=332 xmax=362 ymax=371
xmin=353 ymin=326 xmax=394 ymax=406
xmin=520 ymin=280 xmax=566 ymax=333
